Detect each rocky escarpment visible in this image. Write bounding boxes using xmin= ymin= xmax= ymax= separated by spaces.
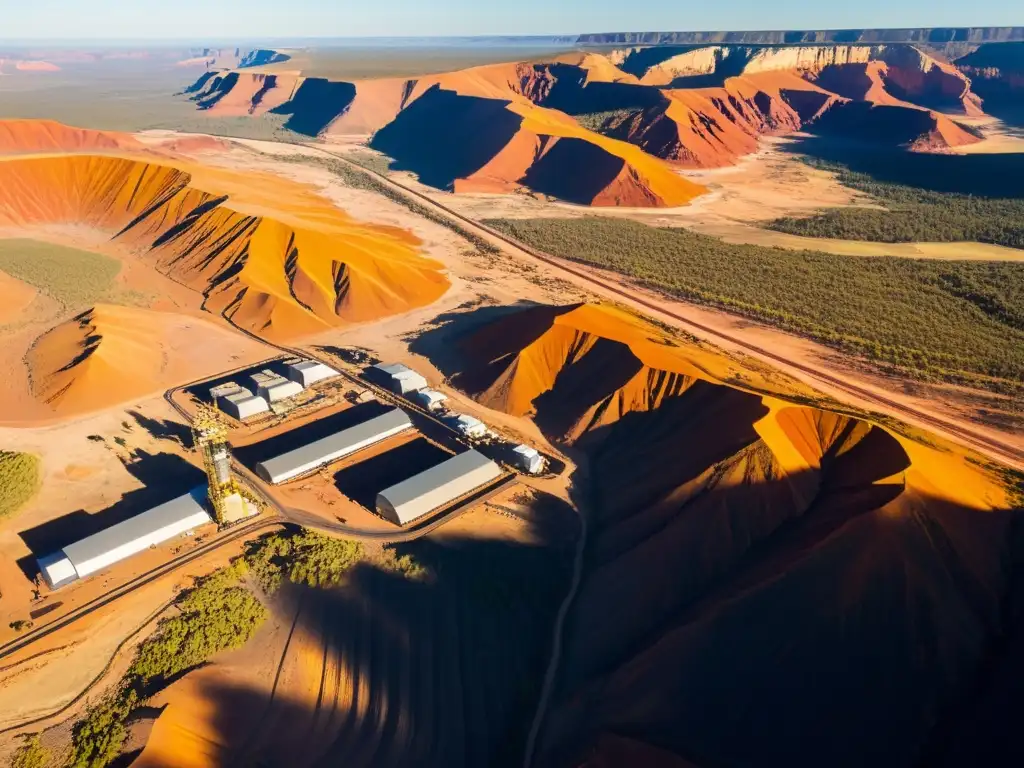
xmin=578 ymin=27 xmax=1024 ymax=46
xmin=955 ymin=42 xmax=1024 ymax=106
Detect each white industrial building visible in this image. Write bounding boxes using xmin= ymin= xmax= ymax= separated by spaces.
xmin=449 ymin=414 xmax=487 ymax=439
xmin=37 ymin=487 xmax=213 ymax=590
xmin=251 ymin=370 xmax=304 ymax=403
xmin=376 ymin=449 xmax=503 ymax=526
xmin=209 ymin=381 xmax=244 ymax=403
xmin=413 ymin=389 xmax=448 ymax=412
xmin=369 ymin=363 xmax=428 ymax=395
xmin=286 ymin=360 xmax=340 ymax=387
xmin=217 ymin=386 xmax=269 ymax=421
xmin=512 ymin=444 xmax=545 ymax=474
xmin=255 ymin=408 xmax=413 ymax=484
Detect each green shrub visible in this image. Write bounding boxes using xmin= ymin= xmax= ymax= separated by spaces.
xmin=69 ymin=688 xmax=138 ymax=768
xmin=483 ymin=216 xmax=1024 ymax=391
xmin=767 ymin=158 xmax=1024 ymax=249
xmin=0 ymin=240 xmax=121 ymax=310
xmin=0 ymin=451 xmax=40 ymax=519
xmin=11 ymin=734 xmax=49 ymax=768
xmin=246 ymin=530 xmax=364 ymax=592
xmin=127 ymin=561 xmax=266 ymax=684
xmin=246 ymin=529 xmax=429 ymax=593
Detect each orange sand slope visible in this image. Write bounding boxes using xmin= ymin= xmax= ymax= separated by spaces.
xmin=0 ymin=119 xmax=144 ymax=155
xmin=0 ymin=268 xmax=37 ymax=324
xmin=451 ymin=302 xmax=1018 ymax=768
xmin=0 ymin=147 xmax=449 ymax=342
xmin=27 ymin=305 xmax=252 ymax=414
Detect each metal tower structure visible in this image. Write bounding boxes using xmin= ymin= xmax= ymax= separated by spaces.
xmin=192 ymin=404 xmax=243 ymax=525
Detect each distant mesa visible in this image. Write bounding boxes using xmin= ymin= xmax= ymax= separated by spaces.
xmin=575 ymin=26 xmax=1024 ymax=46
xmin=183 ymin=39 xmax=1018 ymax=206
xmin=176 ymin=47 xmax=291 ymax=70
xmin=0 ymin=58 xmax=61 ymax=73
xmin=444 ymin=300 xmax=1019 ymax=768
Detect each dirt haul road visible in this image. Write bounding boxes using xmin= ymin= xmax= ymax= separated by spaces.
xmin=279 ymin=142 xmax=1021 ymax=472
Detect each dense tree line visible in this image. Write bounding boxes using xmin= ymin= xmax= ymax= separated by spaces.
xmin=245 ymin=529 xmax=427 ymax=593
xmin=768 ymin=158 xmax=1024 ymax=249
xmin=484 ymin=216 xmax=1024 ymax=390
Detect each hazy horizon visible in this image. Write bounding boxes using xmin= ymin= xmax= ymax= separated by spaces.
xmin=1 ymin=0 xmax=1021 ymax=41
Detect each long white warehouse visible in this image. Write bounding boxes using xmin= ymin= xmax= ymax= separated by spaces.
xmin=376 ymin=449 xmax=503 ymax=526
xmin=37 ymin=487 xmax=213 ymax=590
xmin=255 ymin=408 xmax=413 ymax=485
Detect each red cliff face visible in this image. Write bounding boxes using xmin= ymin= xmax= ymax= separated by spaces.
xmin=180 ymin=44 xmax=993 ymax=205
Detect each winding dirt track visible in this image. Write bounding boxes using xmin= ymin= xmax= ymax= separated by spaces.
xmin=297 ymin=144 xmax=1022 ymax=472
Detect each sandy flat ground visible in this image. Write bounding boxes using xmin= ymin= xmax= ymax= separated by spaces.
xmin=0 ymin=396 xmax=207 ymax=623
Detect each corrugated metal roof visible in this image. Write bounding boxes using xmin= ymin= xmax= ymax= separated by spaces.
xmin=63 ymin=487 xmax=212 ymax=578
xmin=376 ymin=450 xmax=502 ymax=525
xmin=375 ymin=363 xmax=412 ymax=376
xmin=256 ymin=408 xmax=413 ymax=484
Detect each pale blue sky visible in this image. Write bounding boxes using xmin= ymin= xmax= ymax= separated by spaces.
xmin=0 ymin=0 xmax=1019 ymax=40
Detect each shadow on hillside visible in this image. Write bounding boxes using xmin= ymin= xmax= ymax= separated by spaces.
xmin=270 ymin=78 xmax=357 ymax=136
xmin=16 ymin=451 xmax=205 ymax=580
xmin=537 ymin=470 xmax=1022 ymax=768
xmin=407 ymin=300 xmax=544 ymax=382
xmin=370 ymin=85 xmax=523 ymax=190
xmin=783 ymin=134 xmax=1024 ymax=198
xmin=135 ymin=523 xmax=573 ymax=768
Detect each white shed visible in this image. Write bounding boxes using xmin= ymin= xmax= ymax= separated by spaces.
xmin=413 ymin=389 xmax=448 ymax=411
xmin=286 ymin=360 xmax=340 ymax=387
xmin=250 ymin=370 xmax=304 ymax=402
xmin=369 ymin=363 xmax=428 ymax=395
xmin=37 ymin=551 xmax=78 ymax=590
xmin=219 ymin=388 xmax=270 ymax=420
xmin=255 ymin=408 xmax=414 ymax=484
xmin=209 ymin=381 xmax=244 ymax=403
xmin=450 ymin=414 xmax=487 ymax=439
xmin=512 ymin=444 xmax=545 ymax=474
xmin=37 ymin=486 xmax=214 ymax=588
xmin=376 ymin=450 xmax=503 ymax=525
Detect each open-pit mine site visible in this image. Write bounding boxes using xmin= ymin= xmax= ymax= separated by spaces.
xmin=0 ymin=21 xmax=1022 ymax=768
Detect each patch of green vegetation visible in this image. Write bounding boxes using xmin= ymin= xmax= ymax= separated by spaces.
xmin=245 ymin=529 xmax=427 ymax=594
xmin=767 ymin=157 xmax=1024 ymax=250
xmin=483 ymin=216 xmax=1024 ymax=392
xmin=345 ymin=150 xmax=394 ymax=175
xmin=68 ymin=561 xmax=266 ymax=768
xmin=152 ymin=113 xmax=307 ymax=143
xmin=573 ymin=108 xmax=640 ymax=133
xmin=0 ymin=451 xmax=40 ymax=519
xmin=0 ymin=240 xmax=121 ymax=311
xmin=11 ymin=734 xmax=50 ymax=768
